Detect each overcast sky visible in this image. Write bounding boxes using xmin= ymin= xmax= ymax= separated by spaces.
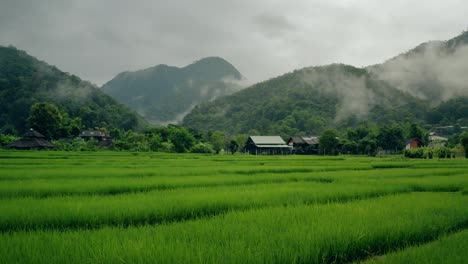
xmin=1 ymin=0 xmax=467 ymax=86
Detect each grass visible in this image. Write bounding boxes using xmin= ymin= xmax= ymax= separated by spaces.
xmin=0 ymin=150 xmax=467 ymax=263
xmin=1 ymin=193 xmax=468 ymax=263
xmin=361 ymin=229 xmax=468 ymax=264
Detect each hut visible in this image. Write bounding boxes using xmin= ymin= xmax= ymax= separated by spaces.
xmin=287 ymin=136 xmax=319 ymax=154
xmin=244 ymin=136 xmax=290 ymax=155
xmin=405 ymin=138 xmax=422 ymax=150
xmin=7 ymin=129 xmax=54 ymax=149
xmin=79 ymin=130 xmax=113 ymax=147
xmin=428 ymin=132 xmax=448 ymax=148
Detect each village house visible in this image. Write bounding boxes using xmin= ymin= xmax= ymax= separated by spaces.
xmin=427 ymin=132 xmax=448 ymax=148
xmin=79 ymin=130 xmax=113 ymax=147
xmin=7 ymin=128 xmax=54 ymax=149
xmin=287 ymin=136 xmax=319 ymax=154
xmin=244 ymin=136 xmax=290 ymax=155
xmin=405 ymin=138 xmax=423 ymax=150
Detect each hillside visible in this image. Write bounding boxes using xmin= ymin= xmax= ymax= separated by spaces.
xmin=101 ymin=57 xmax=245 ymax=124
xmin=0 ymin=46 xmax=147 ymax=134
xmin=183 ymin=31 xmax=468 ymax=136
xmin=368 ymin=31 xmax=468 ymax=103
xmin=183 ymin=64 xmax=428 ymax=137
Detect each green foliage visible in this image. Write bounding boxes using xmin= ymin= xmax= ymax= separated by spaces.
xmin=228 ymin=140 xmax=239 ymax=154
xmin=403 ymin=147 xmax=455 ymax=159
xmin=376 ymin=125 xmax=405 ymax=152
xmin=208 ymin=131 xmax=225 ymax=154
xmin=0 ymin=133 xmax=19 ymax=146
xmin=0 ymin=46 xmax=146 ymax=135
xmin=460 ymin=132 xmax=468 ymax=158
xmin=27 ymin=103 xmax=64 ymax=139
xmin=191 ymin=142 xmax=214 ymax=154
xmin=319 ymin=129 xmax=339 ymax=155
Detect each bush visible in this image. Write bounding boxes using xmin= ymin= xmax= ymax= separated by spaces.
xmin=191 ymin=143 xmax=214 ymax=154
xmin=404 ymin=147 xmax=455 ymax=159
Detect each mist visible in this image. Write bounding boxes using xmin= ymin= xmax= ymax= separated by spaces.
xmin=368 ymin=40 xmax=468 ymax=102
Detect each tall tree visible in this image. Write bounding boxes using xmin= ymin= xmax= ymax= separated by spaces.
xmin=460 ymin=132 xmax=468 ymax=158
xmin=27 ymin=102 xmax=64 ymax=139
xmin=319 ymin=129 xmax=339 ymax=155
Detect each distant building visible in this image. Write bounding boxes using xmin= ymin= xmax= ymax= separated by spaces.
xmin=287 ymin=136 xmax=319 ymax=154
xmin=428 ymin=132 xmax=448 ymax=148
xmin=244 ymin=136 xmax=290 ymax=155
xmin=405 ymin=138 xmax=422 ymax=150
xmin=79 ymin=130 xmax=113 ymax=147
xmin=7 ymin=129 xmax=54 ymax=149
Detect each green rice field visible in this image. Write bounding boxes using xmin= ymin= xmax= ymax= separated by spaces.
xmin=0 ymin=151 xmax=467 ymax=263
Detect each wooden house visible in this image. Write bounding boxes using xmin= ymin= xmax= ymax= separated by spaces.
xmin=7 ymin=129 xmax=54 ymax=149
xmin=405 ymin=138 xmax=422 ymax=150
xmin=79 ymin=130 xmax=113 ymax=147
xmin=287 ymin=136 xmax=319 ymax=154
xmin=244 ymin=136 xmax=290 ymax=155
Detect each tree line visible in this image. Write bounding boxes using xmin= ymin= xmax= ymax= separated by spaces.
xmin=1 ymin=102 xmax=467 ymax=157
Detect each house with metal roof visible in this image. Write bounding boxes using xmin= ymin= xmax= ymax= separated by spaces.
xmin=244 ymin=136 xmax=290 ymax=155
xmin=7 ymin=128 xmax=55 ymax=149
xmin=287 ymin=136 xmax=319 ymax=154
xmin=428 ymin=132 xmax=448 ymax=148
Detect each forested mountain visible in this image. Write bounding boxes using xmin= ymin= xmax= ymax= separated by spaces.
xmin=0 ymin=46 xmax=147 ymax=135
xmin=183 ymin=64 xmax=428 ymax=137
xmin=183 ymin=32 xmax=468 ymax=137
xmin=101 ymin=57 xmax=245 ymax=124
xmin=368 ymin=31 xmax=468 ymax=102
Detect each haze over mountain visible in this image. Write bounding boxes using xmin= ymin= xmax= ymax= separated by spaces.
xmin=0 ymin=46 xmax=146 ymax=134
xmin=368 ymin=31 xmax=468 ymax=103
xmin=183 ymin=32 xmax=468 ymax=137
xmin=101 ymin=57 xmax=245 ymax=124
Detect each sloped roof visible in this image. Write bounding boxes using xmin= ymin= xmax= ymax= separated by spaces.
xmin=289 ymin=137 xmax=305 ymax=144
xmin=250 ymin=136 xmax=286 ymax=145
xmin=7 ymin=138 xmax=54 ymax=149
xmin=22 ymin=129 xmax=45 ymax=138
xmin=302 ymin=136 xmax=319 ymax=145
xmin=80 ymin=130 xmax=107 ymax=137
xmin=429 ymin=135 xmax=448 ymax=141
xmin=289 ymin=136 xmax=319 ymax=145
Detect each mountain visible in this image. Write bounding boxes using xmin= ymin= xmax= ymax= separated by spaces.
xmin=0 ymin=46 xmax=147 ymax=134
xmin=101 ymin=57 xmax=245 ymax=124
xmin=183 ymin=64 xmax=428 ymax=137
xmin=368 ymin=31 xmax=468 ymax=103
xmin=183 ymin=32 xmax=468 ymax=137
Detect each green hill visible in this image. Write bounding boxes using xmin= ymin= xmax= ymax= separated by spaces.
xmin=101 ymin=57 xmax=245 ymax=124
xmin=0 ymin=46 xmax=147 ymax=134
xmin=183 ymin=64 xmax=427 ymax=137
xmin=183 ymin=32 xmax=468 ymax=137
xmin=368 ymin=31 xmax=468 ymax=102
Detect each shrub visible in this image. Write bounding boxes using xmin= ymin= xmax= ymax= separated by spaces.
xmin=191 ymin=143 xmax=215 ymax=154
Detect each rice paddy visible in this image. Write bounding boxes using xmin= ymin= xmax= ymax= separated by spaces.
xmin=0 ymin=151 xmax=467 ymax=263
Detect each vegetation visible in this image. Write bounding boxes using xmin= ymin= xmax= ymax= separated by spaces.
xmin=101 ymin=57 xmax=244 ymax=124
xmin=0 ymin=152 xmax=468 ymax=263
xmin=460 ymin=132 xmax=468 ymax=158
xmin=0 ymin=46 xmax=147 ymax=135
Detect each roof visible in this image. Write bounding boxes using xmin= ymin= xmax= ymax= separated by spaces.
xmin=429 ymin=135 xmax=448 ymax=141
xmin=7 ymin=138 xmax=54 ymax=149
xmin=289 ymin=136 xmax=305 ymax=144
xmin=302 ymin=136 xmax=319 ymax=145
xmin=256 ymin=144 xmax=291 ymax=148
xmin=405 ymin=138 xmax=421 ymax=145
xmin=289 ymin=136 xmax=319 ymax=145
xmin=22 ymin=129 xmax=45 ymax=138
xmin=249 ymin=136 xmax=286 ymax=145
xmin=80 ymin=130 xmax=107 ymax=137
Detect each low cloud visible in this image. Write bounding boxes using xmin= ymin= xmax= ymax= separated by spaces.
xmin=369 ymin=40 xmax=468 ymax=102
